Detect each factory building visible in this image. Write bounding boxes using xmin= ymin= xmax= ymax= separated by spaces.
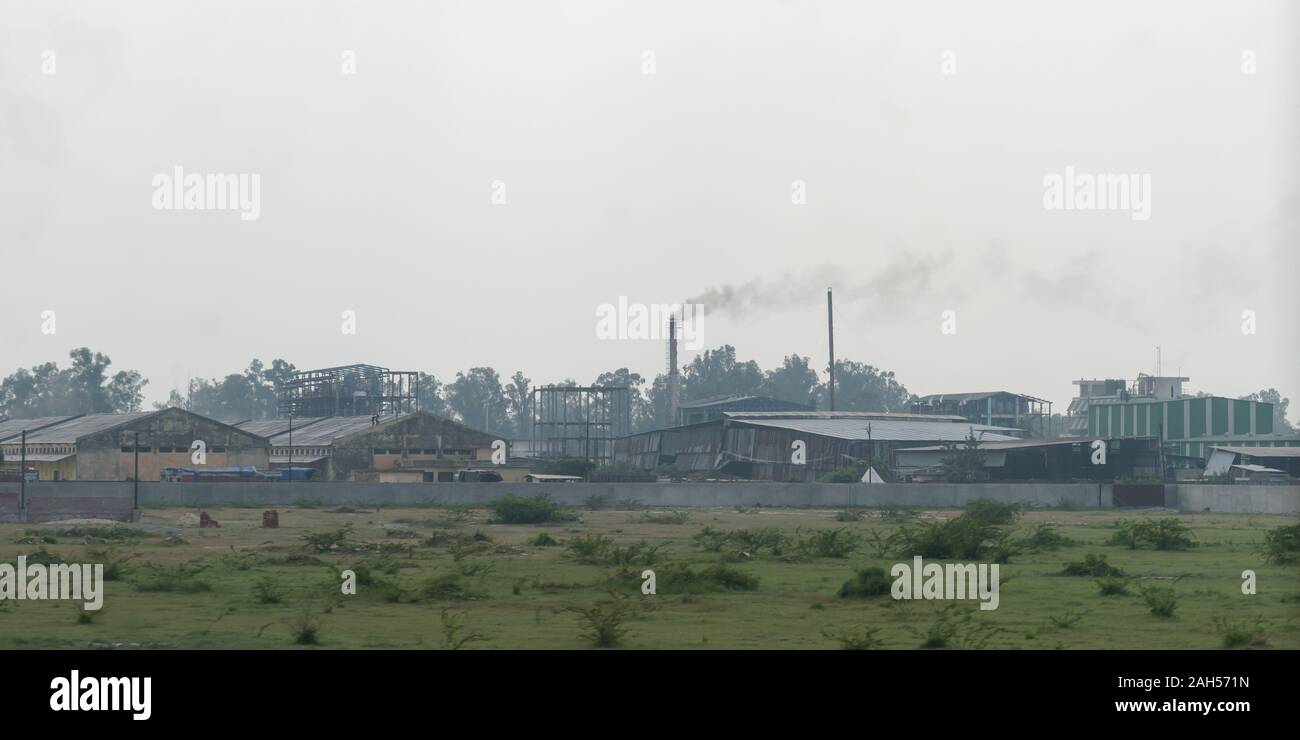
xmin=676 ymin=395 xmax=815 ymax=426
xmin=1087 ymin=395 xmax=1300 ymax=457
xmin=894 ymin=437 xmax=1163 ymax=482
xmin=236 ymin=411 xmax=531 ymax=482
xmin=909 ymin=391 xmax=1051 ymax=432
xmin=0 ymin=408 xmax=270 ymax=481
xmin=614 ymin=411 xmax=1020 ymax=482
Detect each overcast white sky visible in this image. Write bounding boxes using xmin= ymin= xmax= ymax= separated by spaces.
xmin=2 ymin=0 xmax=1297 ymax=412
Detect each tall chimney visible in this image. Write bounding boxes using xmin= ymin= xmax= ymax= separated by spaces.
xmin=668 ymin=313 xmax=680 ymax=425
xmin=827 ymin=288 xmax=836 ymax=412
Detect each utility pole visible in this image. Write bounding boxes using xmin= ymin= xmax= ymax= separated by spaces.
xmin=287 ymin=414 xmax=293 ymax=482
xmin=19 ymin=430 xmax=27 ymax=516
xmin=827 ymin=288 xmax=836 ymax=412
xmin=133 ymin=431 xmax=140 ymax=512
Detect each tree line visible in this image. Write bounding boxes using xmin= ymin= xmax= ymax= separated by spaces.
xmin=4 ymin=347 xmax=1291 ymax=437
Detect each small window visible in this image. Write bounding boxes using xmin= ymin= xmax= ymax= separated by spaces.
xmin=212 ymin=446 xmax=226 ymax=453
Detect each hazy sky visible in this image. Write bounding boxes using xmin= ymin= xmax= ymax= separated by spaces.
xmin=3 ymin=0 xmax=1297 ymax=413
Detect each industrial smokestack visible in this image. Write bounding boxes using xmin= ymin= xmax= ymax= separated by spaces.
xmin=827 ymin=287 xmax=835 ymax=412
xmin=668 ymin=313 xmax=680 ymax=425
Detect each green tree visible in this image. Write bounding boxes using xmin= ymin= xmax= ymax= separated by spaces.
xmin=939 ymin=430 xmax=989 ymax=483
xmin=505 ymin=370 xmax=533 ymax=437
xmin=1240 ymin=389 xmax=1294 ymax=433
xmin=761 ymin=353 xmax=820 ymax=407
xmin=818 ymin=360 xmax=910 ymax=412
xmin=416 ymin=372 xmax=451 ymax=417
xmin=681 ymin=345 xmax=764 ymax=401
xmin=107 ymin=370 xmax=149 ymax=412
xmin=447 ymin=367 xmax=509 ymax=434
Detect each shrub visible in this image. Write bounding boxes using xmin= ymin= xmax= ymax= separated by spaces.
xmin=85 ymin=548 xmax=138 ymax=581
xmin=1140 ymin=584 xmax=1179 ymax=617
xmin=440 ymin=608 xmax=490 ymax=649
xmin=823 ymin=626 xmax=884 ymax=650
xmin=527 ymin=532 xmax=559 ymax=547
xmin=1017 ymin=523 xmax=1073 ymax=551
xmin=1258 ymin=524 xmax=1300 ymax=564
xmin=132 ymin=563 xmax=212 ymax=593
xmin=1095 ymin=576 xmax=1131 ymax=596
xmin=1213 ymin=615 xmax=1269 ymax=648
xmin=833 ymin=510 xmax=865 ymax=522
xmin=636 ymin=510 xmax=693 ymax=525
xmin=1109 ymin=518 xmax=1196 ymax=551
xmin=565 ymin=533 xmax=615 ymax=564
xmin=487 ymin=495 xmax=578 ymax=524
xmin=915 ymin=605 xmax=1004 ymax=649
xmin=420 ymin=573 xmax=483 ymax=602
xmin=794 ymin=528 xmax=861 ymax=558
xmin=283 ymin=608 xmax=322 ymax=645
xmin=890 ymin=515 xmax=1019 ymax=562
xmin=838 ymin=567 xmax=892 ymax=598
xmin=568 ymin=600 xmax=630 ymax=647
xmin=962 ymin=499 xmax=1024 ymax=526
xmin=653 ymin=561 xmax=759 ymax=594
xmin=301 ymin=525 xmax=353 ymax=553
xmin=1062 ymin=553 xmax=1124 ymax=577
xmin=252 ymin=576 xmax=285 ymax=604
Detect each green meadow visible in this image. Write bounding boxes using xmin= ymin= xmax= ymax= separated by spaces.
xmin=0 ymin=501 xmax=1295 ymax=649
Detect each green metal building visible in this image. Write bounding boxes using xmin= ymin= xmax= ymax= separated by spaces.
xmin=1087 ymin=396 xmax=1300 ymax=457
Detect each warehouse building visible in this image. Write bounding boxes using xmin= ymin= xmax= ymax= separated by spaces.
xmin=676 ymin=395 xmax=814 ymax=426
xmin=614 ymin=411 xmax=1019 ymax=482
xmin=0 ymin=408 xmax=270 ymax=481
xmin=894 ymin=437 xmax=1162 ymax=482
xmin=910 ymin=391 xmax=1051 ymax=432
xmin=1087 ymin=395 xmax=1300 ymax=457
xmin=237 ymin=411 xmax=531 ymax=482
xmin=1203 ymin=445 xmax=1300 ymax=480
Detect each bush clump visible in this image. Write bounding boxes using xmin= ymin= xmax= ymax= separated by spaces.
xmin=654 ymin=561 xmax=759 ymax=594
xmin=1109 ymin=518 xmax=1196 ymax=551
xmin=1258 ymin=523 xmax=1300 ymax=564
xmin=1140 ymin=584 xmax=1179 ymax=618
xmin=1062 ymin=553 xmax=1124 ymax=577
xmin=838 ymin=567 xmax=892 ymax=598
xmin=487 ymin=495 xmax=578 ymax=524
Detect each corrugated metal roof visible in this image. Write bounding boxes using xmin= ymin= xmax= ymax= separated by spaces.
xmin=266 ymin=414 xmax=410 ymax=446
xmin=235 ymin=417 xmax=329 ymax=439
xmin=915 ymin=391 xmax=1049 ymax=403
xmin=725 ymin=411 xmax=969 ymax=423
xmin=895 ymin=438 xmax=1099 ymax=452
xmin=1210 ymin=445 xmax=1300 ymax=458
xmin=0 ymin=415 xmax=81 ymax=442
xmin=732 ymin=417 xmax=1019 ymax=442
xmin=19 ymin=412 xmax=155 ymax=443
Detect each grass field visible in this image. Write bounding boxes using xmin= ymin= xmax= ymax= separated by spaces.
xmin=1 ymin=502 xmax=1296 ymax=649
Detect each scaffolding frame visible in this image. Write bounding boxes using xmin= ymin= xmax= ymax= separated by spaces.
xmin=530 ymin=386 xmax=631 ymax=465
xmin=277 ymin=364 xmax=417 ymax=418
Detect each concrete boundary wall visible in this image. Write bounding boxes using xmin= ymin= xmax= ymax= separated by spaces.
xmin=1167 ymin=484 xmax=1300 ymax=515
xmin=1 ymin=482 xmax=1295 ymax=516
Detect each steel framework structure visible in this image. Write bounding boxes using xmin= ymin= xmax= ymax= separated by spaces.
xmin=277 ymin=364 xmax=417 ymax=418
xmin=530 ymin=385 xmax=631 ymax=465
